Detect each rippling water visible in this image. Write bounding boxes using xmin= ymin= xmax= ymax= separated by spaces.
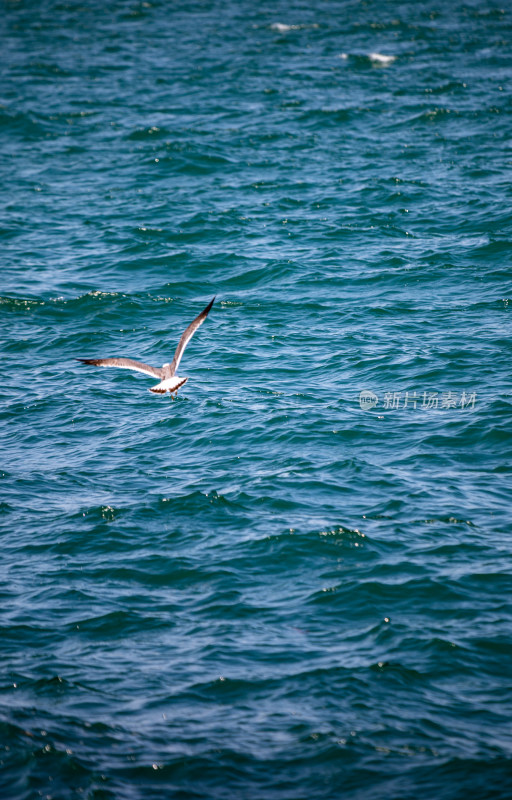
xmin=1 ymin=1 xmax=512 ymax=798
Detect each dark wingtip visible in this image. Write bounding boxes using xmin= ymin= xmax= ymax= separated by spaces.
xmin=76 ymin=358 xmax=98 ymax=366
xmin=204 ymin=296 xmax=215 ymax=314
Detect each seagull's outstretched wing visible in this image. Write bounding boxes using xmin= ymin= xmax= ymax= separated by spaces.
xmin=167 ymin=297 xmax=215 ymax=376
xmin=77 ymin=358 xmax=163 ymax=379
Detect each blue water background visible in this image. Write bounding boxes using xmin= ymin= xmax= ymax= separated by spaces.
xmin=1 ymin=1 xmax=512 ymax=798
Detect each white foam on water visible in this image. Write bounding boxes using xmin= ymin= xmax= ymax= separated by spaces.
xmin=368 ymin=52 xmax=396 ymax=65
xmin=270 ymin=22 xmax=300 ymax=32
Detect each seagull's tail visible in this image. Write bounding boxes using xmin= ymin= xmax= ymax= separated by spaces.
xmin=149 ymin=376 xmax=188 ymax=394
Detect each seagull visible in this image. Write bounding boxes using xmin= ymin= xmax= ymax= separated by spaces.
xmin=77 ymin=297 xmax=215 ymax=394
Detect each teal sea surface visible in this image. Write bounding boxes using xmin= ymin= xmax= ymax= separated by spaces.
xmin=1 ymin=1 xmax=512 ymax=798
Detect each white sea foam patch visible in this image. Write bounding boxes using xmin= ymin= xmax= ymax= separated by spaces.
xmin=271 ymin=22 xmax=297 ymax=32
xmin=369 ymin=52 xmax=396 ymax=65
xmin=270 ymin=22 xmax=317 ymax=32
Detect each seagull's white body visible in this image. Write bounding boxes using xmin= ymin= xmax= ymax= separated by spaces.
xmin=150 ymin=375 xmax=188 ymax=395
xmin=77 ymin=297 xmax=215 ymax=395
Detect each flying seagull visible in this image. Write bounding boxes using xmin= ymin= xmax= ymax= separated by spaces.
xmin=77 ymin=297 xmax=215 ymax=394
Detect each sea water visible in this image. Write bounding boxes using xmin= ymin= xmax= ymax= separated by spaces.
xmin=1 ymin=1 xmax=511 ymax=798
